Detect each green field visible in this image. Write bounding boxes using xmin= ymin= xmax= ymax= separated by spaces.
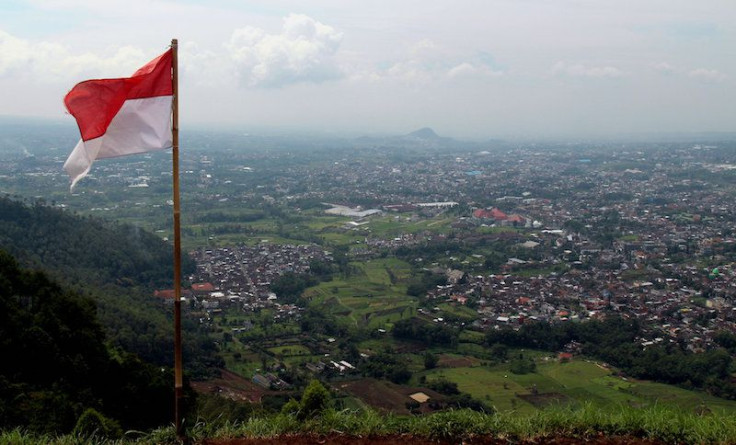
xmin=422 ymin=358 xmax=736 ymax=415
xmin=304 ymin=258 xmax=417 ymax=328
xmin=436 ymin=302 xmax=478 ymax=321
xmin=366 ymin=215 xmax=455 ymax=238
xmin=267 ymin=344 xmax=312 ymax=357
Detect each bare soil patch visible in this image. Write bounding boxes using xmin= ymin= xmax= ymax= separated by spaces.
xmin=437 ymin=354 xmax=481 ymax=368
xmin=191 ymin=369 xmax=277 ymax=403
xmin=335 ymin=378 xmax=444 ymax=414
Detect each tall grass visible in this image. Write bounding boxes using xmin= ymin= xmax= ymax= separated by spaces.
xmin=4 ymin=403 xmax=736 ymax=444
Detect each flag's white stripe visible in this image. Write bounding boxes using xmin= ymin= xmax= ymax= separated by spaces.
xmin=63 ymin=138 xmax=99 ymax=190
xmin=98 ymin=96 xmax=173 ymax=159
xmin=64 ymin=96 xmax=172 ymax=189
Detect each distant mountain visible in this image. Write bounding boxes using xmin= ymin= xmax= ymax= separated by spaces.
xmin=354 ymin=127 xmax=477 ymax=150
xmin=405 ymin=127 xmax=440 ymax=140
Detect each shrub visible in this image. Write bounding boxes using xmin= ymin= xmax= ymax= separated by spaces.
xmin=297 ymin=380 xmax=331 ymax=420
xmin=72 ymin=408 xmax=122 ymax=439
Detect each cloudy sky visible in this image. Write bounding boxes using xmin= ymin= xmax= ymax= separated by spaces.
xmin=1 ymin=0 xmax=734 ymax=139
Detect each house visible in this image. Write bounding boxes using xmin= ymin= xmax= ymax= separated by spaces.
xmin=153 ymin=289 xmax=191 ymax=306
xmin=450 ymin=294 xmax=468 ymax=305
xmin=490 ymin=208 xmax=508 ymax=221
xmin=252 ymin=374 xmax=270 ymax=388
xmin=558 ymin=352 xmax=573 ymax=362
xmin=507 ymin=214 xmax=526 ymax=225
xmin=472 ymin=207 xmax=508 ymax=221
xmin=409 ymin=392 xmax=430 ymax=404
xmin=191 ymin=282 xmax=215 ymax=293
xmin=473 ymin=209 xmax=494 ymax=219
xmin=154 ymin=289 xmax=176 ymax=300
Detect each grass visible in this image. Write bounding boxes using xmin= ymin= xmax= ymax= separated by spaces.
xmin=435 ymin=302 xmax=479 ymax=321
xmin=200 ymin=404 xmax=736 ymax=443
xmin=304 ymin=258 xmax=416 ymax=328
xmin=367 ymin=215 xmax=455 ymax=238
xmin=419 ymin=358 xmax=736 ymax=418
xmin=19 ymin=403 xmax=736 ymax=444
xmin=267 ymin=345 xmax=312 ymax=357
xmin=7 ymin=402 xmax=736 ymax=444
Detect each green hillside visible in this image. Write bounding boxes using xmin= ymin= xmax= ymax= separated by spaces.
xmin=0 ymin=196 xmax=217 ymax=372
xmin=0 ymin=249 xmax=178 ymax=435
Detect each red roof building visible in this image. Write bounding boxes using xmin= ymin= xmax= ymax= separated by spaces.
xmin=558 ymin=352 xmax=573 ymax=362
xmin=154 ymin=289 xmax=176 ymax=299
xmin=507 ymin=214 xmax=525 ymax=224
xmin=473 ymin=207 xmax=508 ymax=221
xmin=191 ymin=282 xmax=215 ymax=293
xmin=473 ymin=209 xmax=494 ymax=219
xmin=490 ymin=208 xmax=508 ymax=220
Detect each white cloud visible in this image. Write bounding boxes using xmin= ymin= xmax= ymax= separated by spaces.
xmin=447 ymin=62 xmax=477 ymax=78
xmin=447 ymin=62 xmax=503 ymax=79
xmin=226 ymin=14 xmax=344 ymax=88
xmin=381 ymin=40 xmax=502 ymax=83
xmin=650 ymin=61 xmax=676 ymax=74
xmin=688 ymin=68 xmax=727 ymax=82
xmin=0 ymin=30 xmax=32 ymax=77
xmin=552 ymin=61 xmax=624 ymax=78
xmin=179 ymin=41 xmax=230 ymax=87
xmin=0 ymin=29 xmax=152 ymax=82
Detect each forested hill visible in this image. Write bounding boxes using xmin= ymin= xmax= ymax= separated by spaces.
xmin=0 ymin=195 xmax=191 ymax=289
xmin=0 ymin=249 xmax=177 ymax=435
xmin=0 ymin=196 xmax=217 ymax=372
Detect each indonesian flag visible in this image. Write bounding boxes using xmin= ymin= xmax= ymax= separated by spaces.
xmin=64 ymin=48 xmax=174 ymax=189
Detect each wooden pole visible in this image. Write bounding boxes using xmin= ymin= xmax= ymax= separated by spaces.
xmin=171 ymin=38 xmax=184 ymax=439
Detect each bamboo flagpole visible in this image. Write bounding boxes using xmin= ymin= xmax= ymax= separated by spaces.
xmin=170 ymin=38 xmax=184 ymax=438
xmin=63 ymin=38 xmax=186 ymax=438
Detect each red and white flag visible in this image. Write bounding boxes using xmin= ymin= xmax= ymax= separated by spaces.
xmin=64 ymin=48 xmax=174 ymax=189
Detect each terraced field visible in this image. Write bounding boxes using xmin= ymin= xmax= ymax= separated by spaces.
xmin=304 ymin=258 xmax=417 ymax=328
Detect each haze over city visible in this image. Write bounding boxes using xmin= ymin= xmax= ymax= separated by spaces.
xmin=0 ymin=0 xmax=734 ymax=139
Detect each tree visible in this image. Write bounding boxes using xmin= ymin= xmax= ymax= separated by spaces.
xmin=72 ymin=408 xmax=122 ymax=440
xmin=424 ymin=352 xmax=438 ymax=370
xmin=509 ymin=357 xmax=536 ymax=375
xmin=489 ymin=343 xmax=508 ymax=361
xmin=296 ymin=380 xmax=331 ymax=420
xmin=426 ymin=378 xmax=460 ymax=395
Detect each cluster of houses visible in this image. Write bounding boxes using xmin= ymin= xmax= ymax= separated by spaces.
xmin=417 ymin=222 xmax=736 ymax=353
xmin=153 ymin=142 xmax=736 ymax=358
xmin=155 ymin=243 xmax=332 ymax=316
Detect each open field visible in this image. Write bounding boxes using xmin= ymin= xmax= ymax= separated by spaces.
xmin=334 ymin=378 xmax=445 ymax=415
xmin=267 ymin=344 xmax=312 ymax=357
xmin=421 ymin=358 xmax=736 ymax=415
xmin=304 ymin=258 xmax=417 ymax=328
xmin=366 ymin=215 xmax=455 ymax=238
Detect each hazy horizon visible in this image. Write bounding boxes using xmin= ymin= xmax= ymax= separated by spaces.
xmin=3 ymin=113 xmax=736 ymax=146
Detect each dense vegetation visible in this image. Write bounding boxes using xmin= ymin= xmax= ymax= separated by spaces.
xmin=0 ymin=249 xmax=183 ymax=435
xmin=486 ymin=317 xmax=736 ymax=398
xmin=0 ymin=196 xmax=219 ymax=373
xmin=0 ymin=196 xmax=191 ymax=288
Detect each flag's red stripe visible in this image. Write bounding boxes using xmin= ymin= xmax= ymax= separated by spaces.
xmin=64 ymin=49 xmax=173 ymax=141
